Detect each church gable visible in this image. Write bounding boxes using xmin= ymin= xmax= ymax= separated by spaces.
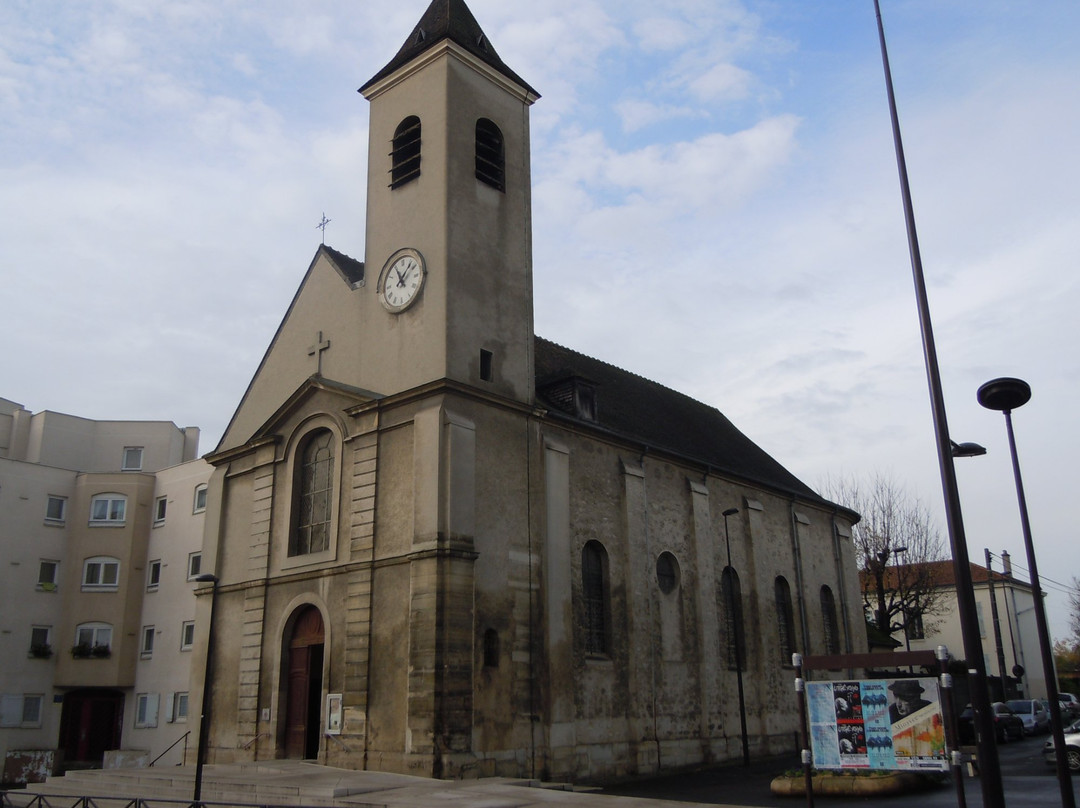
xmin=217 ymin=245 xmax=370 ymax=454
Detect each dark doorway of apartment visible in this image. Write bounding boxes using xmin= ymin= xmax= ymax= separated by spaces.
xmin=284 ymin=605 xmax=325 ymax=759
xmin=58 ymin=689 xmax=124 ymax=770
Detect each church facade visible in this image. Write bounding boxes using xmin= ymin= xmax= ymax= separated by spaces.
xmin=195 ymin=0 xmax=865 ymax=782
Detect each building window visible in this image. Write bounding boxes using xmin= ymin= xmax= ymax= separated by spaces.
xmin=82 ymin=556 xmax=120 ymax=590
xmin=719 ymin=566 xmax=746 ymax=671
xmin=479 ymin=349 xmax=493 ymax=382
xmin=193 ymin=484 xmax=208 ymax=513
xmin=390 ymin=115 xmax=421 ymax=188
xmin=180 ymin=621 xmax=195 ymax=651
xmin=483 ymin=628 xmax=499 ymax=668
xmin=135 ymin=693 xmax=159 ymax=728
xmin=140 ymin=626 xmax=155 ymax=658
xmin=154 ymin=496 xmax=167 ymax=524
xmin=46 ymin=495 xmax=67 ymax=523
xmin=29 ymin=626 xmax=52 ymax=658
xmin=775 ymin=576 xmax=797 ymax=665
xmin=74 ymin=622 xmax=112 ymax=656
xmin=90 ymin=494 xmax=126 ymax=524
xmin=656 ymin=551 xmax=679 ymax=594
xmin=0 ymin=695 xmax=43 ymax=728
xmin=906 ymin=608 xmax=925 ymax=640
xmin=172 ymin=692 xmax=189 ymax=722
xmin=821 ymin=585 xmax=840 ymax=655
xmin=290 ymin=429 xmax=334 ymax=556
xmin=187 ymin=552 xmax=202 ymax=580
xmin=38 ymin=560 xmax=59 ymax=591
xmin=122 ymin=446 xmax=144 ymax=471
xmin=147 ymin=560 xmax=161 ymax=590
xmin=582 ymin=540 xmax=610 ymax=656
xmin=475 ymin=118 xmax=505 ymax=191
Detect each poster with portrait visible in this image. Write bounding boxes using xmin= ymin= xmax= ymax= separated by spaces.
xmin=806 ymin=678 xmax=947 ymax=772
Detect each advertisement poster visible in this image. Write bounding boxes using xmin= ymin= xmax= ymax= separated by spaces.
xmin=805 ymin=678 xmax=947 ymax=772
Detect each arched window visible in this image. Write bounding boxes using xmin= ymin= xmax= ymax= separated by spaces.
xmin=390 ymin=116 xmax=421 ymax=188
xmin=582 ymin=540 xmax=610 ymax=656
xmin=475 ymin=118 xmax=505 ymax=191
xmin=656 ymin=552 xmax=679 ymax=594
xmin=719 ymin=566 xmax=745 ymax=671
xmin=82 ymin=556 xmax=120 ymax=590
xmin=291 ymin=429 xmax=334 ymax=556
xmin=821 ymin=585 xmax=840 ymax=655
xmin=775 ymin=576 xmax=797 ymax=664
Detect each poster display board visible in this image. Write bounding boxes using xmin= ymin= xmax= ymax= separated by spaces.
xmin=805 ymin=677 xmax=947 ymax=772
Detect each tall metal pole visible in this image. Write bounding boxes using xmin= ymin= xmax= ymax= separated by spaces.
xmin=984 ymin=549 xmax=1010 ymax=700
xmin=193 ymin=574 xmax=219 ymax=804
xmin=978 ymin=378 xmax=1075 ymax=808
xmin=871 ymin=4 xmax=1004 ymax=804
xmin=723 ymin=507 xmax=750 ymax=767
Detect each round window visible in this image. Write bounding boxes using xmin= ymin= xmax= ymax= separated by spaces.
xmin=656 ymin=551 xmax=679 ymax=594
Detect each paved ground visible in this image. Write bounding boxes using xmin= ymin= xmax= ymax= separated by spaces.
xmin=602 ymin=734 xmax=1078 ymax=807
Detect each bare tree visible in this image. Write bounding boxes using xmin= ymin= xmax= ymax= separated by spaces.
xmin=821 ymin=472 xmax=948 ymax=638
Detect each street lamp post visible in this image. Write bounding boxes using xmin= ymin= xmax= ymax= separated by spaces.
xmin=871 ymin=4 xmax=1004 ymax=803
xmin=977 ymin=377 xmax=1075 ymax=808
xmin=193 ymin=573 xmax=220 ymax=804
xmin=722 ymin=507 xmax=749 ymax=767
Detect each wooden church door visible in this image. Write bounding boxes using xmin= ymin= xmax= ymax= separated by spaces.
xmin=284 ymin=606 xmax=325 ymax=759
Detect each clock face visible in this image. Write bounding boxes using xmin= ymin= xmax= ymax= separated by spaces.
xmin=378 ymin=249 xmax=426 ymax=312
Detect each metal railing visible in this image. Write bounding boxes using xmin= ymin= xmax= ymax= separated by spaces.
xmin=148 ymin=731 xmax=190 ymax=768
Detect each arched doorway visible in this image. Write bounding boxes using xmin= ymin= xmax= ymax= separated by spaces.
xmin=58 ymin=689 xmax=124 ymax=769
xmin=284 ymin=606 xmax=324 ymax=759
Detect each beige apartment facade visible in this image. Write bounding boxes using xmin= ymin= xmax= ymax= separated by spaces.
xmin=193 ymin=0 xmax=867 ymax=784
xmin=0 ymin=397 xmax=206 ymax=782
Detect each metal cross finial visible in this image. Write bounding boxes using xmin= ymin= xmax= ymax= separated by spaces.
xmin=308 ymin=331 xmax=331 ymax=375
xmin=316 ymin=213 xmax=331 ymax=243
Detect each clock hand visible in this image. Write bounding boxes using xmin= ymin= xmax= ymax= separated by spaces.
xmin=395 ymin=268 xmax=406 ymax=286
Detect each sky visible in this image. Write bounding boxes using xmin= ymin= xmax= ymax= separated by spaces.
xmin=3 ymin=1 xmax=1079 ymax=645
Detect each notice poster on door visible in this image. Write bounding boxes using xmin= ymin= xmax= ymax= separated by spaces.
xmin=806 ymin=678 xmax=947 ymax=772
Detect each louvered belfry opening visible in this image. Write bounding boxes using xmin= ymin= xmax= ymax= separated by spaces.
xmin=390 ymin=115 xmax=422 ymax=188
xmin=475 ymin=118 xmax=505 ymax=191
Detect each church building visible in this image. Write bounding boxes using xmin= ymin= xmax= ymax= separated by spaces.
xmin=195 ymin=0 xmax=865 ymax=782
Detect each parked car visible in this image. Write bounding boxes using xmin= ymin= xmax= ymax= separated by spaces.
xmin=1007 ymin=698 xmax=1050 ymax=735
xmin=958 ymin=702 xmax=1025 ymax=743
xmin=1043 ymin=717 xmax=1080 ymax=772
xmin=1059 ymin=693 xmax=1080 ymax=721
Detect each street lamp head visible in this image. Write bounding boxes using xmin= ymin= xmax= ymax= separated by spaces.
xmin=951 ymin=440 xmax=987 ymax=458
xmin=195 ymin=573 xmax=219 ymax=584
xmin=893 ymin=546 xmax=908 ymax=554
xmin=977 ymin=377 xmax=1031 ymax=413
xmin=722 ymin=508 xmax=739 ymax=517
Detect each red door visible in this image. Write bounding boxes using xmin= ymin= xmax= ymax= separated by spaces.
xmin=58 ymin=689 xmax=124 ymax=768
xmin=284 ymin=607 xmax=324 ymax=759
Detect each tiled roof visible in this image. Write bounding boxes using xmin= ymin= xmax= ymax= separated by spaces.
xmin=534 ymin=336 xmax=837 ymax=507
xmin=859 ymin=560 xmax=1031 ymax=590
xmin=360 ymin=0 xmax=538 ymax=97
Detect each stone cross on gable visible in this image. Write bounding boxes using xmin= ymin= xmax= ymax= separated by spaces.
xmin=308 ymin=331 xmax=331 ymax=375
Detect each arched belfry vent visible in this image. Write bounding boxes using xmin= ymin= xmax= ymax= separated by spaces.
xmin=390 ymin=116 xmax=422 ymax=188
xmin=475 ymin=118 xmax=505 ymax=191
xmin=360 ymin=0 xmax=540 ymax=99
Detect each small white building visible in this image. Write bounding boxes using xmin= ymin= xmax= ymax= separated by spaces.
xmin=0 ymin=398 xmax=208 ymax=783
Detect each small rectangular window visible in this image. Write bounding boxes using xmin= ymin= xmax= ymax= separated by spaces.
xmin=147 ymin=560 xmax=161 ymax=590
xmin=29 ymin=626 xmax=52 ymax=658
xmin=175 ymin=692 xmax=189 ymax=722
xmin=187 ymin=553 xmax=202 ymax=580
xmin=141 ymin=626 xmax=155 ymax=658
xmin=83 ymin=558 xmax=120 ymax=590
xmin=180 ymin=621 xmax=195 ymax=651
xmin=46 ymin=496 xmax=67 ymax=523
xmin=122 ymin=447 xmax=144 ymax=471
xmin=193 ymin=484 xmax=207 ymax=513
xmin=38 ymin=560 xmax=59 ymax=590
xmin=480 ymin=349 xmax=493 ymax=382
xmin=154 ymin=496 xmax=167 ymax=524
xmin=22 ymin=695 xmax=43 ymax=727
xmin=135 ymin=693 xmax=159 ymax=728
